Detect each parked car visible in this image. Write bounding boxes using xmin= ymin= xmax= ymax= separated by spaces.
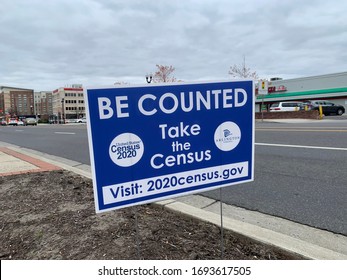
xmin=1 ymin=120 xmax=7 ymax=126
xmin=269 ymin=101 xmax=303 ymax=112
xmin=24 ymin=118 xmax=38 ymax=126
xmin=8 ymin=118 xmax=18 ymax=126
xmin=301 ymin=100 xmax=345 ymax=116
xmin=76 ymin=117 xmax=87 ymax=123
xmin=17 ymin=120 xmax=24 ymax=126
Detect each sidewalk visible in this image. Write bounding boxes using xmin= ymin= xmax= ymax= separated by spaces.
xmin=0 ymin=147 xmax=61 ymax=175
xmin=1 ymin=141 xmax=346 ymax=260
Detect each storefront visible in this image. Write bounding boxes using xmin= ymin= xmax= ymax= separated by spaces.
xmin=255 ymin=72 xmax=347 ymax=112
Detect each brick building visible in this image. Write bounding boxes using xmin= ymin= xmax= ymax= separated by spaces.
xmin=34 ymin=91 xmax=53 ymax=121
xmin=0 ymin=86 xmax=34 ymax=117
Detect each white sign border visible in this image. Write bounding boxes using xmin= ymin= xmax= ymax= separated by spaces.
xmin=84 ymin=79 xmax=255 ymax=213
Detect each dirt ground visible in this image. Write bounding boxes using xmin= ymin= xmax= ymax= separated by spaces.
xmin=0 ymin=170 xmax=302 ymax=260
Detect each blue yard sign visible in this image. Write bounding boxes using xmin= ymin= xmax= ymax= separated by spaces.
xmin=85 ymin=80 xmax=254 ymax=212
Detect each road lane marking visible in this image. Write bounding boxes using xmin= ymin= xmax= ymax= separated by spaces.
xmin=54 ymin=132 xmax=76 ymax=135
xmin=256 ymin=142 xmax=347 ymax=151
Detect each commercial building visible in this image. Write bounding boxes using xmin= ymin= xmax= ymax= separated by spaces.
xmin=52 ymin=85 xmax=85 ymax=122
xmin=256 ymin=72 xmax=347 ymax=112
xmin=0 ymin=86 xmax=35 ymax=117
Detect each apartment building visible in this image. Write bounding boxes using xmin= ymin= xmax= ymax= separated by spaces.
xmin=0 ymin=86 xmax=34 ymax=117
xmin=34 ymin=91 xmax=53 ymax=120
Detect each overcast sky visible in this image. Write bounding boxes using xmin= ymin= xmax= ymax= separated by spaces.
xmin=1 ymin=0 xmax=347 ymax=91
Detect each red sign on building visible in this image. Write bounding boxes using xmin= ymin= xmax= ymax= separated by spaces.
xmin=267 ymin=85 xmax=287 ymax=93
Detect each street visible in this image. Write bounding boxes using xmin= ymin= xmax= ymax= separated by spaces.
xmin=0 ymin=118 xmax=346 ymax=235
xmin=206 ymin=118 xmax=347 ymax=235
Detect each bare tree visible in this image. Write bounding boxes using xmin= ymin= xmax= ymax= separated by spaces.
xmin=153 ymin=64 xmax=177 ymax=83
xmin=228 ymin=56 xmax=258 ymax=80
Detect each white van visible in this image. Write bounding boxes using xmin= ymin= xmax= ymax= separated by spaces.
xmin=269 ymin=101 xmax=302 ymax=112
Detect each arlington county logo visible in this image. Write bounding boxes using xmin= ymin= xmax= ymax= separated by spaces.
xmin=214 ymin=122 xmax=241 ymax=151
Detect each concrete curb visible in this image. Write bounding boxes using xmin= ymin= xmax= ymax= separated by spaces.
xmin=157 ymin=200 xmax=347 ymax=260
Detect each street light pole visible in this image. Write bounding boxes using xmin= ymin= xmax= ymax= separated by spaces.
xmin=35 ymin=103 xmax=38 ymax=120
xmin=61 ymin=98 xmax=65 ymax=124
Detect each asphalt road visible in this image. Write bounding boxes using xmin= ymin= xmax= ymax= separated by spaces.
xmin=0 ymin=124 xmax=90 ymax=164
xmin=206 ymin=119 xmax=347 ymax=236
xmin=0 ymin=118 xmax=346 ymax=235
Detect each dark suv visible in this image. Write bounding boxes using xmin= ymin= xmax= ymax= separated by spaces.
xmin=301 ymin=100 xmax=345 ymax=116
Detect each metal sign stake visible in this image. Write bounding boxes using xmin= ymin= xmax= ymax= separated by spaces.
xmin=220 ymin=187 xmax=224 ymax=259
xmin=134 ymin=206 xmax=141 ymax=259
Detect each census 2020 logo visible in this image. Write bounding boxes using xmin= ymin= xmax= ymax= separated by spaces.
xmin=109 ymin=133 xmax=144 ymax=167
xmin=214 ymin=121 xmax=241 ymax=152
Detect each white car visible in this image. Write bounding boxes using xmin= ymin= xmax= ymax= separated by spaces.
xmin=76 ymin=117 xmax=87 ymax=123
xmin=269 ymin=101 xmax=303 ymax=112
xmin=8 ymin=118 xmax=18 ymax=126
